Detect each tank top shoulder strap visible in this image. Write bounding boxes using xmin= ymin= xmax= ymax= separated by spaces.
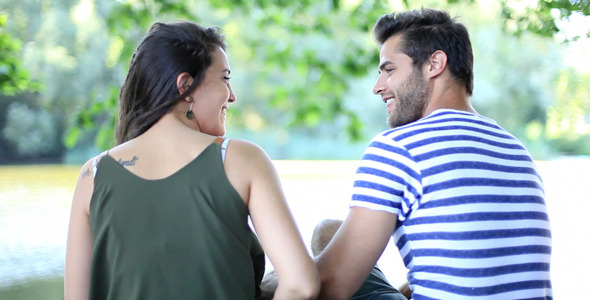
xmin=213 ymin=137 xmax=231 ymax=163
xmin=92 ymin=150 xmax=110 ymax=177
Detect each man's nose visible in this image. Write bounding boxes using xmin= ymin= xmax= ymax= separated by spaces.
xmin=373 ymin=75 xmax=385 ymax=95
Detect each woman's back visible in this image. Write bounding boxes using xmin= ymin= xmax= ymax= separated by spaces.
xmin=65 ymin=21 xmax=319 ymax=300
xmin=89 ymin=138 xmax=265 ymax=299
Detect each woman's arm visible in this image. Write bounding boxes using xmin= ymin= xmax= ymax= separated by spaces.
xmin=315 ymin=207 xmax=397 ymax=299
xmin=64 ymin=159 xmax=95 ymax=300
xmin=225 ymin=140 xmax=320 ymax=300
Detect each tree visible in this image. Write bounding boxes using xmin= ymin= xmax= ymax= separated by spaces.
xmin=0 ymin=0 xmax=121 ymax=163
xmin=2 ymin=0 xmax=589 ymax=161
xmin=501 ymin=0 xmax=590 ymax=40
xmin=0 ymin=12 xmax=43 ymax=163
xmin=78 ymin=0 xmax=589 ymax=150
xmin=0 ymin=13 xmax=39 ymax=95
xmin=73 ymin=0 xmax=390 ymax=151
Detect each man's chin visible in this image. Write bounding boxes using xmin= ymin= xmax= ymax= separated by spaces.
xmin=388 ymin=115 xmax=419 ymax=128
xmin=387 ymin=115 xmax=405 ymax=128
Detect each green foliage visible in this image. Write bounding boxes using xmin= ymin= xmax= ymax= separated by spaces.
xmin=501 ymin=0 xmax=590 ymax=40
xmin=471 ymin=20 xmax=561 ymax=133
xmin=88 ymin=0 xmax=590 ymax=154
xmin=0 ymin=13 xmax=40 ymax=95
xmin=97 ymin=0 xmax=390 ymax=143
xmin=2 ymin=0 xmax=590 ymax=162
xmin=2 ymin=102 xmax=60 ymax=157
xmin=0 ymin=1 xmax=123 ymax=162
xmin=65 ymin=86 xmax=118 ymax=150
xmin=545 ymin=68 xmax=590 ymax=155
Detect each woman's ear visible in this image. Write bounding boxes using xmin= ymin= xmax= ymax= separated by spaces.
xmin=176 ymin=72 xmax=193 ymax=95
xmin=423 ymin=50 xmax=447 ymax=79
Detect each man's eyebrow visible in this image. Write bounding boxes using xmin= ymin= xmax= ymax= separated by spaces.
xmin=222 ymin=68 xmax=231 ymax=75
xmin=378 ymin=61 xmax=392 ymax=71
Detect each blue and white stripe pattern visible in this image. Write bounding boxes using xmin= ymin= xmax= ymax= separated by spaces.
xmin=351 ymin=109 xmax=552 ymax=299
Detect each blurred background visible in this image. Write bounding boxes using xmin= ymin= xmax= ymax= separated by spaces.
xmin=1 ymin=0 xmax=588 ymax=299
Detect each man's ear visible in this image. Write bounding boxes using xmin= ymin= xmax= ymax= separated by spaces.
xmin=176 ymin=72 xmax=193 ymax=95
xmin=423 ymin=50 xmax=447 ymax=79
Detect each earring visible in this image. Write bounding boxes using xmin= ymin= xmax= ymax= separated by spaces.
xmin=185 ymin=96 xmax=194 ymax=120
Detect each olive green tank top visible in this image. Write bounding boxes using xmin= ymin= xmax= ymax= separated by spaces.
xmin=88 ymin=138 xmax=265 ymax=299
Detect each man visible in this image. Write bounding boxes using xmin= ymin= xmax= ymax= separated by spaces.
xmin=261 ymin=8 xmax=552 ymax=300
xmin=315 ymin=8 xmax=552 ymax=299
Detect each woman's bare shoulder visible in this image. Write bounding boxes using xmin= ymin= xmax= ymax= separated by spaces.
xmin=225 ymin=138 xmax=268 ymax=158
xmin=77 ymin=151 xmax=108 ymax=181
xmin=71 ymin=152 xmax=108 ymax=213
xmin=224 ymin=138 xmax=275 ymax=173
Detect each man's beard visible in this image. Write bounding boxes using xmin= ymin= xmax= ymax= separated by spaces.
xmin=387 ymin=68 xmax=430 ymax=128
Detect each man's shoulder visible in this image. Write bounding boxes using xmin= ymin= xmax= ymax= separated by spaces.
xmin=371 ymin=110 xmax=468 ymax=142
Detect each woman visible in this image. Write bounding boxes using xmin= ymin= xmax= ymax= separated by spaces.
xmin=65 ymin=21 xmax=319 ymax=300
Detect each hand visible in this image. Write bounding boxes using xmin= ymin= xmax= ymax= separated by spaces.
xmin=258 ymin=271 xmax=278 ymax=300
xmin=398 ymin=281 xmax=412 ymax=299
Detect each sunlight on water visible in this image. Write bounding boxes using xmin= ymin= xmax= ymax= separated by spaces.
xmin=0 ymin=165 xmax=78 ymax=287
xmin=0 ymin=159 xmax=589 ymax=299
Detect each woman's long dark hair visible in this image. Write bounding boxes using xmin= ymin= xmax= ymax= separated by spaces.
xmin=116 ymin=21 xmax=226 ymax=145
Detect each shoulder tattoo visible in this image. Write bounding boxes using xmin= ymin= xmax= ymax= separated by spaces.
xmin=81 ymin=168 xmax=92 ymax=179
xmin=118 ymin=156 xmax=139 ymax=167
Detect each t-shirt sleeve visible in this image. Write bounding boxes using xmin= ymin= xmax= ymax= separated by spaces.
xmin=349 ymin=134 xmax=421 ymax=221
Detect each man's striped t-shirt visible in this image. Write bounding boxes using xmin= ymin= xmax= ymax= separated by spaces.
xmin=350 ymin=109 xmax=552 ymax=299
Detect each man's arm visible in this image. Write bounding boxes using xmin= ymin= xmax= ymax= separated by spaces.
xmin=258 ymin=207 xmax=398 ymax=300
xmin=315 ymin=207 xmax=397 ymax=300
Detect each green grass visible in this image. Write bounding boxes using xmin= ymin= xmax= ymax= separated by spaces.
xmin=0 ymin=277 xmax=63 ymax=300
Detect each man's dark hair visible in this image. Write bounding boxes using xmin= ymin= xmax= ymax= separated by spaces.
xmin=116 ymin=21 xmax=226 ymax=144
xmin=373 ymin=8 xmax=473 ymax=95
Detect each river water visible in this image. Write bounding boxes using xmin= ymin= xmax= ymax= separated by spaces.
xmin=0 ymin=159 xmax=588 ymax=299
